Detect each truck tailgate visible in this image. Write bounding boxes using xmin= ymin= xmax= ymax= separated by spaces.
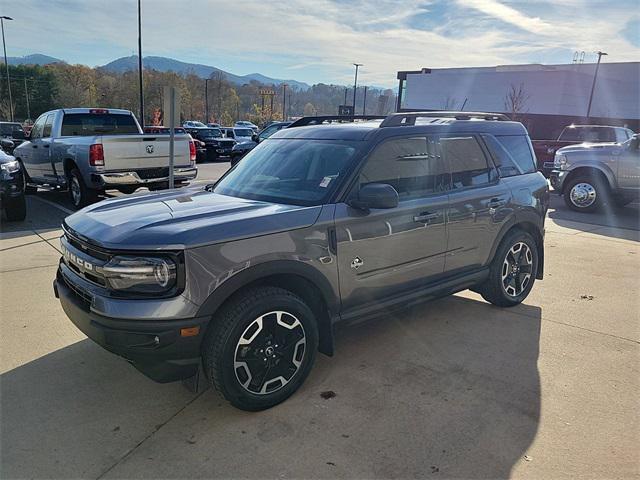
xmin=100 ymin=134 xmax=191 ymax=170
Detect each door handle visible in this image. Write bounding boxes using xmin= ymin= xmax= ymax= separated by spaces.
xmin=32 ymin=145 xmax=38 ymax=148
xmin=413 ymin=212 xmax=440 ymax=223
xmin=43 ymin=144 xmax=50 ymax=148
xmin=488 ymin=198 xmax=506 ymax=209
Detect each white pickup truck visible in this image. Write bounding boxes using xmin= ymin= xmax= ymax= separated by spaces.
xmin=13 ymin=108 xmax=197 ymax=208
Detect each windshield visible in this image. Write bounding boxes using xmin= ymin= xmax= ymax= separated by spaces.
xmin=199 ymin=128 xmax=222 ymax=138
xmin=234 ymin=128 xmax=253 ymax=137
xmin=214 ymin=139 xmax=360 ymax=206
xmin=561 ymin=127 xmax=616 ymax=143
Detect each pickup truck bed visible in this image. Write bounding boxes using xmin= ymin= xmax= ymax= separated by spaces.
xmin=14 ymin=108 xmax=197 ymax=208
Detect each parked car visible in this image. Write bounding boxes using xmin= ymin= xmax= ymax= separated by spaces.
xmin=230 ymin=121 xmax=293 ymax=166
xmin=0 ymin=140 xmax=26 ymax=221
xmin=532 ymin=125 xmax=635 ymax=176
xmin=0 ymin=121 xmax=27 ymax=153
xmin=54 ymin=111 xmax=547 ymax=410
xmin=183 ymin=120 xmax=207 ymax=129
xmin=13 ymin=108 xmax=197 ymax=208
xmin=550 ymin=133 xmax=639 ymax=212
xmin=185 ymin=127 xmax=236 ymax=161
xmin=235 ymin=120 xmax=259 ymax=133
xmin=207 ymin=123 xmax=221 ymax=128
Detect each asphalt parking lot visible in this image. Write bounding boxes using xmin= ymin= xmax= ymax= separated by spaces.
xmin=1 ymin=165 xmax=638 ymax=479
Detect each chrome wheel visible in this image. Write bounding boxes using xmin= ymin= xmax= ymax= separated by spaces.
xmin=501 ymin=242 xmax=533 ymax=297
xmin=70 ymin=175 xmax=81 ymax=206
xmin=569 ymin=182 xmax=596 ymax=209
xmin=234 ymin=311 xmax=306 ymax=395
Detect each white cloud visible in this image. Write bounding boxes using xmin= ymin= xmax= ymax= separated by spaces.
xmin=5 ymin=0 xmax=639 ymax=87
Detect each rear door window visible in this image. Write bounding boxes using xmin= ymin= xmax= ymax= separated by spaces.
xmin=483 ymin=135 xmax=537 ymax=176
xmin=439 ymin=136 xmax=493 ymax=188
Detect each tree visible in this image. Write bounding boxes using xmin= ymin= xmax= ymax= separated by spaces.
xmin=504 ymin=83 xmax=530 ymax=121
xmin=303 ymin=102 xmax=316 ymax=116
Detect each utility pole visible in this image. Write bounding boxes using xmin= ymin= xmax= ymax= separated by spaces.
xmin=344 ymin=87 xmax=348 ymax=106
xmin=24 ymin=76 xmax=30 ymax=120
xmin=137 ymin=0 xmax=144 ymax=126
xmin=586 ymin=51 xmax=607 ymax=119
xmin=1 ymin=16 xmax=14 ymax=122
xmin=204 ymin=78 xmax=209 ymax=123
xmin=362 ymin=86 xmax=367 ymax=115
xmin=352 ymin=63 xmax=363 ymax=113
xmin=282 ymin=83 xmax=288 ymax=121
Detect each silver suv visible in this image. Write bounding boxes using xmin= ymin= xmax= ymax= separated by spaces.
xmin=53 ymin=112 xmax=549 ymax=410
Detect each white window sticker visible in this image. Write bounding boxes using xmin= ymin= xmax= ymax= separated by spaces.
xmin=319 ymin=176 xmax=333 ymax=188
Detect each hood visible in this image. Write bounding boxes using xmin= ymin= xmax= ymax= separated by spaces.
xmin=64 ymin=188 xmax=322 ymax=250
xmin=557 ymin=142 xmax=619 ymax=155
xmin=0 ymin=150 xmax=15 ymax=162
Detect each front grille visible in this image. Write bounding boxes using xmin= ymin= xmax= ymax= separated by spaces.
xmin=61 ymin=270 xmax=93 ymax=309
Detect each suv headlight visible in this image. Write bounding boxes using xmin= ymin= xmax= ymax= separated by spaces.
xmin=102 ymin=256 xmax=177 ymax=294
xmin=554 ymin=153 xmax=568 ymax=170
xmin=0 ymin=160 xmax=20 ymax=175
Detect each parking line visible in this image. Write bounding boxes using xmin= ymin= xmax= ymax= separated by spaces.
xmin=29 ymin=196 xmax=75 ymax=216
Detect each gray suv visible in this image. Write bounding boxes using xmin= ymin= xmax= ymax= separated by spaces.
xmin=53 ymin=112 xmax=548 ymax=411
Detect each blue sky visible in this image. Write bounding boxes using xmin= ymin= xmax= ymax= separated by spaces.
xmin=3 ymin=0 xmax=639 ymax=87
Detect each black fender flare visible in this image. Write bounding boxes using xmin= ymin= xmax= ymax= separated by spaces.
xmin=196 ymin=259 xmax=339 ymax=318
xmin=487 ymin=210 xmax=545 ymax=280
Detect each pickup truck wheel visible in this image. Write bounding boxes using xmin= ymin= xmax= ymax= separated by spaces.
xmin=480 ymin=229 xmax=538 ymax=307
xmin=68 ymin=168 xmax=99 ymax=209
xmin=203 ymin=286 xmax=318 ymax=411
xmin=563 ymin=175 xmax=609 ymax=213
xmin=2 ymin=193 xmax=27 ymax=221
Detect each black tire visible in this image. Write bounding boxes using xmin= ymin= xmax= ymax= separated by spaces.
xmin=563 ymin=173 xmax=609 ymax=213
xmin=479 ymin=229 xmax=539 ymax=307
xmin=3 ymin=194 xmax=27 ymax=221
xmin=202 ymin=286 xmax=318 ymax=411
xmin=17 ymin=161 xmax=37 ymax=194
xmin=68 ymin=168 xmax=99 ymax=209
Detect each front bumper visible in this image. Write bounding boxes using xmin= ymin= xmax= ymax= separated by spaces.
xmin=54 ymin=268 xmax=209 ymax=383
xmin=93 ymin=167 xmax=198 ymax=187
xmin=549 ymin=170 xmax=568 ymax=192
xmin=0 ymin=171 xmax=24 ymax=200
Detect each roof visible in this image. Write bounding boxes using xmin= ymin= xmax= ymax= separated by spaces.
xmin=60 ymin=108 xmax=133 ymax=115
xmin=273 ymin=112 xmax=527 ymax=141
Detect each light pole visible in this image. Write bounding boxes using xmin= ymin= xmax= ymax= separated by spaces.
xmin=352 ymin=63 xmax=362 ymax=114
xmin=282 ymin=83 xmax=288 ymax=121
xmin=586 ymin=51 xmax=607 ymax=119
xmin=137 ymin=0 xmax=144 ymax=126
xmin=204 ymin=78 xmax=209 ymax=123
xmin=362 ymin=86 xmax=367 ymax=115
xmin=1 ymin=16 xmax=14 ymax=122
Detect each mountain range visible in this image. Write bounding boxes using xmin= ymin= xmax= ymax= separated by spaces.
xmin=6 ymin=54 xmax=310 ymax=90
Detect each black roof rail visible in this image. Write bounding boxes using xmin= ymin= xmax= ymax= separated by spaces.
xmin=288 ymin=115 xmax=387 ymax=128
xmin=379 ymin=111 xmax=510 ymax=127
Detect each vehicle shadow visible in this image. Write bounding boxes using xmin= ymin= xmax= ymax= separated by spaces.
xmin=0 ymin=295 xmax=541 ymax=479
xmin=547 ymin=194 xmax=640 ymax=241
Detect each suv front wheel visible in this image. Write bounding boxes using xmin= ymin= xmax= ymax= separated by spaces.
xmin=203 ymin=286 xmax=318 ymax=411
xmin=480 ymin=230 xmax=538 ymax=307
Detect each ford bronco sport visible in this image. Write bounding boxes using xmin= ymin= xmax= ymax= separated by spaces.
xmin=53 ymin=112 xmax=548 ymax=411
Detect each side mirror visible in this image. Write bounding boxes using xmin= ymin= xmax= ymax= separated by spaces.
xmin=252 ymin=133 xmax=259 ymax=142
xmin=631 ymin=135 xmax=640 ymax=150
xmin=350 ymin=183 xmax=399 ymax=210
xmin=0 ymin=138 xmax=14 ymax=151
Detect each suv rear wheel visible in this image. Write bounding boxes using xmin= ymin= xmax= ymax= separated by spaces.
xmin=480 ymin=229 xmax=538 ymax=307
xmin=203 ymin=286 xmax=318 ymax=411
xmin=563 ymin=174 xmax=609 ymax=212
